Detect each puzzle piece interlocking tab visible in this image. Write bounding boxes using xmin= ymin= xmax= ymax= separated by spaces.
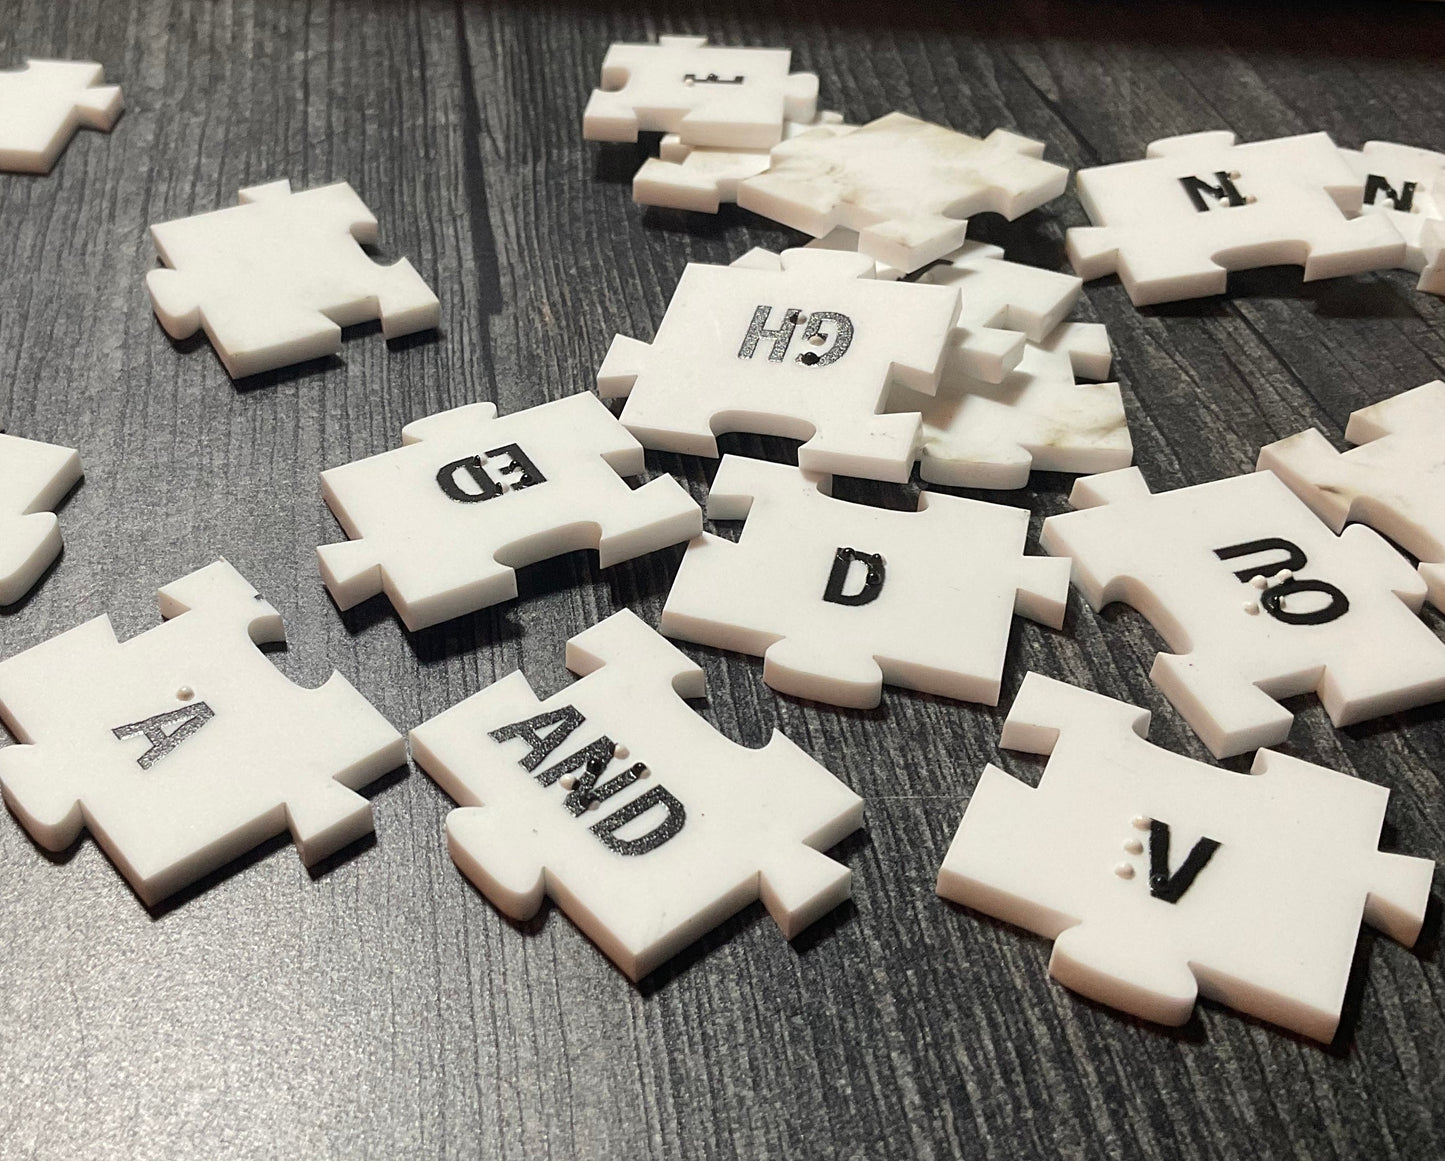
xmin=0 ymin=431 xmax=82 ymax=604
xmin=937 ymin=672 xmax=1433 ymax=1041
xmin=411 ymin=608 xmax=863 ymax=981
xmin=0 ymin=59 xmax=122 ymax=174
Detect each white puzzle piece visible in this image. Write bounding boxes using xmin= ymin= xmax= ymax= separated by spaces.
xmin=1040 ymin=466 xmax=1445 ymax=757
xmin=0 ymin=432 xmax=82 ymax=604
xmin=147 ymin=180 xmax=440 ymax=379
xmin=937 ymin=672 xmax=1433 ymax=1041
xmin=801 ymin=227 xmax=906 ymax=281
xmin=735 ymin=114 xmax=1069 ymax=275
xmin=1259 ymin=381 xmax=1445 ymax=611
xmin=318 ymin=393 xmax=700 ymax=631
xmin=1340 ymin=141 xmax=1445 ymax=281
xmin=0 ymin=59 xmax=122 ymax=174
xmin=0 ymin=560 xmax=405 ymax=906
xmin=583 ymin=36 xmax=818 ymax=149
xmin=596 ymin=247 xmax=962 ymax=482
xmin=410 ymin=608 xmax=863 ymax=981
xmin=659 ymin=456 xmax=1070 ymax=708
xmin=1420 ymin=219 xmax=1445 ymax=296
xmin=1067 ymin=131 xmax=1405 ymax=305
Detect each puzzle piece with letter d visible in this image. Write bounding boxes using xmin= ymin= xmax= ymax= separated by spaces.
xmin=410 ymin=608 xmax=863 ymax=981
xmin=318 ymin=393 xmax=700 ymax=631
xmin=1040 ymin=466 xmax=1445 ymax=757
xmin=937 ymin=672 xmax=1433 ymax=1042
xmin=0 ymin=560 xmax=405 ymax=907
xmin=0 ymin=59 xmax=122 ymax=173
xmin=0 ymin=431 xmax=82 ymax=604
xmin=660 ymin=456 xmax=1070 ymax=708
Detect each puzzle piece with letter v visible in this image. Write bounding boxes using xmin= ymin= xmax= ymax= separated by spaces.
xmin=0 ymin=59 xmax=122 ymax=174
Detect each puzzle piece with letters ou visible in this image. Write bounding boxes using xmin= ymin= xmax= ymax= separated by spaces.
xmin=596 ymin=247 xmax=962 ymax=483
xmin=1339 ymin=141 xmax=1445 ymax=284
xmin=1040 ymin=466 xmax=1445 ymax=758
xmin=1067 ymin=131 xmax=1405 ymax=305
xmin=411 ymin=608 xmax=863 ymax=981
xmin=660 ymin=456 xmax=1070 ymax=708
xmin=146 ymin=180 xmax=440 ymax=379
xmin=584 ymin=35 xmax=819 ymax=149
xmin=1260 ymin=381 xmax=1445 ymax=612
xmin=0 ymin=560 xmax=405 ymax=907
xmin=0 ymin=431 xmax=82 ymax=605
xmin=937 ymin=672 xmax=1432 ymax=1042
xmin=0 ymin=59 xmax=122 ymax=174
xmin=736 ymin=113 xmax=1070 ymax=276
xmin=318 ymin=392 xmax=700 ymax=630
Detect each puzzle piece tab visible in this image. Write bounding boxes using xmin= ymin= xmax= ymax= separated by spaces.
xmin=0 ymin=431 xmax=82 ymax=604
xmin=1340 ymin=141 xmax=1445 ymax=282
xmin=1040 ymin=466 xmax=1445 ymax=757
xmin=937 ymin=673 xmax=1432 ymax=1041
xmin=318 ymin=393 xmax=700 ymax=630
xmin=660 ymin=456 xmax=1069 ymax=707
xmin=411 ymin=608 xmax=862 ymax=980
xmin=0 ymin=561 xmax=405 ymax=906
xmin=147 ymin=180 xmax=440 ymax=379
xmin=0 ymin=59 xmax=122 ymax=174
xmin=1067 ymin=131 xmax=1405 ymax=305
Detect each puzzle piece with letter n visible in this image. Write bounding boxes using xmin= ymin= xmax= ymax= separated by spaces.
xmin=660 ymin=455 xmax=1070 ymax=708
xmin=0 ymin=431 xmax=82 ymax=604
xmin=1340 ymin=141 xmax=1445 ymax=284
xmin=1067 ymin=131 xmax=1405 ymax=305
xmin=0 ymin=560 xmax=405 ymax=907
xmin=318 ymin=393 xmax=700 ymax=631
xmin=410 ymin=608 xmax=863 ymax=981
xmin=584 ymin=35 xmax=818 ymax=149
xmin=0 ymin=59 xmax=122 ymax=174
xmin=146 ymin=180 xmax=440 ymax=379
xmin=1259 ymin=381 xmax=1445 ymax=612
xmin=1040 ymin=466 xmax=1445 ymax=757
xmin=936 ymin=672 xmax=1433 ymax=1042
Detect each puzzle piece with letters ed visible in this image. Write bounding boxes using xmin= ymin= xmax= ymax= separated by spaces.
xmin=0 ymin=59 xmax=122 ymax=173
xmin=0 ymin=431 xmax=82 ymax=605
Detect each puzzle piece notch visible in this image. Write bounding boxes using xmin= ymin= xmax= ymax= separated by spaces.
xmin=0 ymin=431 xmax=82 ymax=604
xmin=0 ymin=560 xmax=404 ymax=906
xmin=146 ymin=180 xmax=440 ymax=379
xmin=1340 ymin=141 xmax=1445 ymax=276
xmin=318 ymin=393 xmax=700 ymax=630
xmin=660 ymin=455 xmax=1069 ymax=707
xmin=411 ymin=608 xmax=862 ymax=980
xmin=0 ymin=59 xmax=123 ymax=174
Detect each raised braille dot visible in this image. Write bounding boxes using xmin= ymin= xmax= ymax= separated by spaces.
xmin=613 ymin=743 xmax=629 ymax=759
xmin=559 ymin=774 xmax=576 ymax=790
xmin=176 ymin=686 xmax=194 ymax=701
xmin=1124 ymin=838 xmax=1143 ymax=855
xmin=1114 ymin=863 xmax=1136 ymax=880
xmin=1243 ymin=601 xmax=1260 ymax=615
xmin=1131 ymin=815 xmax=1151 ymax=830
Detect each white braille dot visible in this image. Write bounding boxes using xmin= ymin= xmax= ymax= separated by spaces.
xmin=559 ymin=774 xmax=576 ymax=790
xmin=1114 ymin=863 xmax=1136 ymax=880
xmin=1272 ymin=569 xmax=1293 ymax=584
xmin=1243 ymin=601 xmax=1260 ymax=615
xmin=1124 ymin=838 xmax=1143 ymax=855
xmin=808 ymin=333 xmax=826 ymax=346
xmin=176 ymin=686 xmax=194 ymax=701
xmin=586 ymin=799 xmax=600 ymax=811
xmin=636 ymin=764 xmax=650 ymax=778
xmin=1131 ymin=815 xmax=1151 ymax=830
xmin=613 ymin=743 xmax=629 ymax=759
xmin=1244 ymin=194 xmax=1258 ymax=204
xmin=1250 ymin=575 xmax=1268 ymax=590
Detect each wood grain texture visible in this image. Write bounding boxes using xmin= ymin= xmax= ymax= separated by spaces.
xmin=0 ymin=0 xmax=1441 ymax=1157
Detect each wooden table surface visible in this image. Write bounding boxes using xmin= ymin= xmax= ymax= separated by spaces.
xmin=0 ymin=1 xmax=1442 ymax=1157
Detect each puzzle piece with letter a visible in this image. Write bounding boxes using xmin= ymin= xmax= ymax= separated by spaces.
xmin=1259 ymin=381 xmax=1445 ymax=611
xmin=146 ymin=180 xmax=440 ymax=379
xmin=0 ymin=431 xmax=82 ymax=604
xmin=660 ymin=456 xmax=1069 ymax=708
xmin=410 ymin=608 xmax=863 ymax=981
xmin=597 ymin=247 xmax=961 ymax=482
xmin=1040 ymin=466 xmax=1445 ymax=757
xmin=584 ymin=35 xmax=818 ymax=149
xmin=736 ymin=113 xmax=1069 ymax=276
xmin=1067 ymin=131 xmax=1405 ymax=305
xmin=318 ymin=393 xmax=700 ymax=630
xmin=0 ymin=59 xmax=122 ymax=174
xmin=937 ymin=672 xmax=1433 ymax=1042
xmin=1340 ymin=141 xmax=1445 ymax=285
xmin=0 ymin=560 xmax=405 ymax=906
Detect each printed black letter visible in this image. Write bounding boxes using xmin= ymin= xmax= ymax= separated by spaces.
xmin=112 ymin=702 xmax=215 ymax=770
xmin=823 ymin=547 xmax=886 ymax=607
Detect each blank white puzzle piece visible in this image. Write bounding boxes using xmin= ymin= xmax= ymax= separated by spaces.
xmin=937 ymin=673 xmax=1433 ymax=1042
xmin=660 ymin=456 xmax=1069 ymax=708
xmin=1340 ymin=141 xmax=1445 ymax=283
xmin=584 ymin=36 xmax=818 ymax=149
xmin=736 ymin=113 xmax=1069 ymax=275
xmin=410 ymin=608 xmax=863 ymax=981
xmin=1040 ymin=466 xmax=1445 ymax=757
xmin=0 ymin=59 xmax=122 ymax=174
xmin=318 ymin=393 xmax=700 ymax=630
xmin=0 ymin=431 xmax=82 ymax=604
xmin=0 ymin=561 xmax=405 ymax=906
xmin=147 ymin=180 xmax=440 ymax=379
xmin=1067 ymin=131 xmax=1405 ymax=305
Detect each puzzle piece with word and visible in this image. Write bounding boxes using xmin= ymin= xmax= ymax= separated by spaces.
xmin=318 ymin=393 xmax=700 ymax=630
xmin=1340 ymin=141 xmax=1445 ymax=283
xmin=0 ymin=59 xmax=122 ymax=174
xmin=0 ymin=560 xmax=405 ymax=906
xmin=1039 ymin=466 xmax=1445 ymax=757
xmin=596 ymin=247 xmax=961 ymax=482
xmin=0 ymin=431 xmax=82 ymax=605
xmin=736 ymin=113 xmax=1070 ymax=275
xmin=583 ymin=36 xmax=818 ymax=149
xmin=146 ymin=180 xmax=440 ymax=379
xmin=937 ymin=673 xmax=1432 ymax=1041
xmin=411 ymin=608 xmax=863 ymax=981
xmin=1067 ymin=131 xmax=1405 ymax=305
xmin=660 ymin=456 xmax=1070 ymax=708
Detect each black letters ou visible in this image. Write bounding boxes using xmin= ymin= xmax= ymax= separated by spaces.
xmin=436 ymin=443 xmax=547 ymax=503
xmin=1213 ymin=537 xmax=1349 ymax=626
xmin=824 ymin=547 xmax=886 ymax=607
